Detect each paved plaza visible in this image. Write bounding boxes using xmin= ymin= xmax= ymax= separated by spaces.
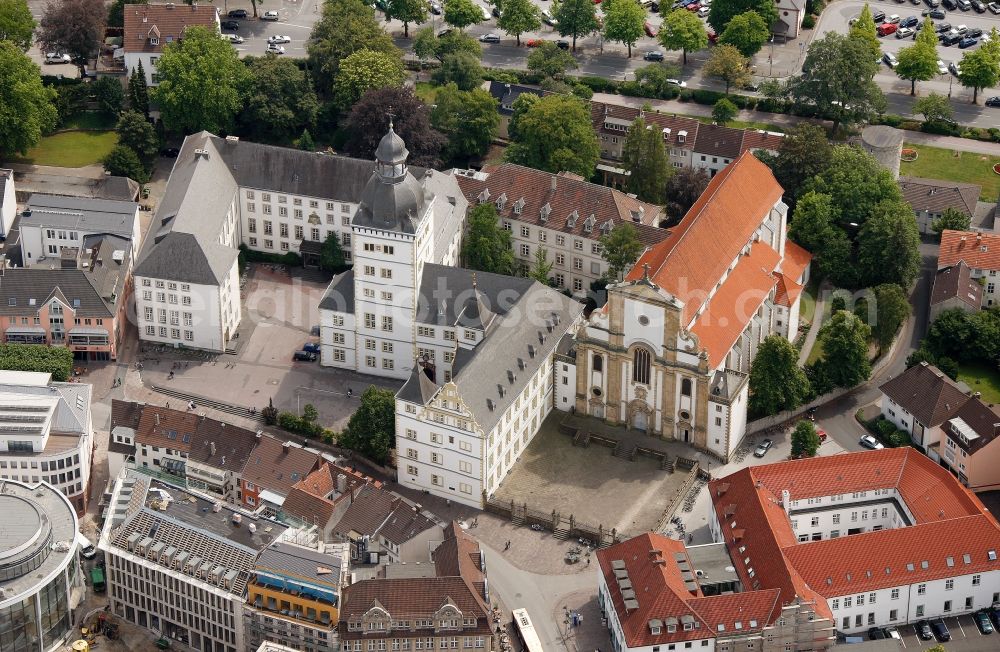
xmin=493 ymin=412 xmax=696 ymax=536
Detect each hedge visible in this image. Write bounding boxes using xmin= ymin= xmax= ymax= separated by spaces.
xmin=0 ymin=344 xmax=74 ymax=382
xmin=238 ymin=244 xmax=301 ymax=268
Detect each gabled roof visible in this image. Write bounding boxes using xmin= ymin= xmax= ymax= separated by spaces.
xmin=590 ymin=101 xmax=701 ymax=151
xmin=241 ymin=437 xmax=322 ymax=497
xmin=943 ymin=398 xmax=1000 ymax=454
xmin=432 ymin=522 xmax=488 ymax=612
xmin=0 ymin=269 xmax=116 ymax=317
xmin=625 ymin=152 xmax=785 ymax=328
xmin=123 ymin=3 xmax=219 ymax=54
xmin=938 ymin=229 xmax=1000 ymax=271
xmin=879 ymin=362 xmax=971 ymax=428
xmin=453 ymin=163 xmax=668 ymax=245
xmin=282 ymin=462 xmax=380 ymax=528
xmin=133 ymin=404 xmax=199 ymax=452
xmin=692 ymin=123 xmax=747 ymax=160
xmin=332 ymin=485 xmax=439 ymax=546
xmin=780 ymin=239 xmax=812 ymax=284
xmin=931 ymin=260 xmax=982 ymax=310
xmin=23 ymin=193 xmax=138 ymax=237
xmin=488 ymin=81 xmax=547 ymax=115
xmin=899 ymin=176 xmax=980 ymax=217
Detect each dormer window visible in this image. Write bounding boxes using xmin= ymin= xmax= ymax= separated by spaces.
xmin=678 ymin=130 xmax=687 ymax=143
xmin=513 ymin=198 xmax=525 ymax=215
xmin=567 ymin=210 xmax=579 ymax=228
xmin=150 ymin=37 xmax=159 ymax=45
xmin=583 ymin=214 xmax=596 ymax=233
xmin=651 ymin=626 xmax=661 ymax=635
xmin=496 ymin=193 xmax=507 ymax=210
xmin=477 ymin=188 xmax=491 ymax=204
xmin=540 ymin=203 xmax=551 ymax=222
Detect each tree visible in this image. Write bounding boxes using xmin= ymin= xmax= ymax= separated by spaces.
xmin=153 ymin=26 xmax=249 ymax=134
xmin=103 ymin=145 xmax=149 ymax=184
xmin=444 ymin=0 xmax=483 ymax=30
xmin=334 ymin=48 xmax=406 ymax=111
xmin=432 ymin=51 xmax=483 ymax=90
xmin=505 ymin=94 xmax=600 ymax=178
xmin=341 ymin=386 xmax=396 ymax=465
xmin=802 ymin=144 xmax=903 ymax=230
xmin=128 ymin=61 xmax=150 ymax=117
xmin=0 ymin=343 xmax=73 ymax=381
xmin=462 ymin=203 xmax=515 ymax=274
xmin=633 ymin=61 xmax=684 ymax=98
xmin=498 ymin=0 xmax=540 ymax=45
xmin=320 ymin=233 xmax=348 ymax=273
xmin=600 ymin=223 xmax=644 ymax=280
xmin=707 ymin=0 xmax=776 ymax=34
xmin=0 ymin=0 xmax=35 ymax=51
xmin=719 ymin=11 xmax=769 ymax=57
xmin=871 ymin=283 xmax=911 ymax=352
xmin=308 ymin=0 xmax=398 ymax=91
xmin=658 ymin=9 xmax=708 ymax=64
xmin=622 ymin=117 xmax=669 ymax=203
xmin=430 ymin=83 xmax=499 ymax=163
xmin=343 ymin=86 xmax=446 ymax=167
xmin=0 ymin=42 xmax=57 ymax=157
xmin=895 ymin=19 xmax=939 ymax=96
xmin=791 ymin=32 xmax=885 ymax=133
xmin=704 ymin=44 xmax=750 ymax=94
xmin=386 ymin=0 xmax=427 ymax=37
xmin=116 ymin=110 xmax=158 ymax=160
xmin=958 ymin=47 xmax=1000 ymax=104
xmin=555 ymin=0 xmax=599 ymax=51
xmin=791 ymin=420 xmax=821 ymax=458
xmin=240 ymin=56 xmax=318 ymax=144
xmin=415 ymin=28 xmax=482 ymax=65
xmin=848 ymin=3 xmax=881 ymax=59
xmin=37 ymin=0 xmax=105 ymax=71
xmin=749 ymin=336 xmax=810 ymax=416
xmin=712 ymin=97 xmax=739 ymax=125
xmin=529 ymin=246 xmax=554 ymax=284
xmin=92 ymin=76 xmax=125 ymax=116
xmin=603 ymin=0 xmax=646 ymax=58
xmin=913 ymin=91 xmax=953 ymax=125
xmin=816 ymin=310 xmax=872 ymax=388
xmin=663 ymin=167 xmax=709 ymax=224
xmin=856 ymin=200 xmax=921 ymax=289
xmin=527 ymin=40 xmax=577 ymax=78
xmin=298 ymin=129 xmax=316 ymax=151
xmin=768 ymin=123 xmax=831 ymax=202
xmin=788 ymin=191 xmax=837 ymax=253
xmin=932 ymin=207 xmax=971 ymax=237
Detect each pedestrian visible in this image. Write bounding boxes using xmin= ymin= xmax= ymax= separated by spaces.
xmin=166 ymin=402 xmax=170 ymax=409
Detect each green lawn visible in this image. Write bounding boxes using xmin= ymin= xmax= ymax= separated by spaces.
xmin=10 ymin=130 xmax=118 ymax=168
xmin=684 ymin=113 xmax=785 ymax=133
xmin=806 ymin=332 xmax=825 ymax=365
xmin=63 ymin=111 xmax=117 ymax=131
xmin=799 ymin=276 xmax=821 ymax=326
xmin=957 ymin=361 xmax=1000 ymax=404
xmin=414 ymin=82 xmax=438 ymax=105
xmin=900 ymin=142 xmax=1000 ymax=201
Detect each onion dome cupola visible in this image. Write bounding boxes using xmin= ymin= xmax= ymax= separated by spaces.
xmin=353 ymin=118 xmax=428 ymax=234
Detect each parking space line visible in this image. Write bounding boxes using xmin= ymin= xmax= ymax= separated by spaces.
xmin=954 ymin=615 xmax=966 ymax=638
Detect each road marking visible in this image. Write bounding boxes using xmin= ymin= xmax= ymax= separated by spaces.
xmin=955 ymin=616 xmax=966 ymax=638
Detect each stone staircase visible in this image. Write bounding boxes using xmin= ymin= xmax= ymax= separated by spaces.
xmin=151 ymin=385 xmax=265 ymax=423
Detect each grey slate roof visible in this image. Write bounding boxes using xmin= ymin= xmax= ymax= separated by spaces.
xmin=488 ymin=81 xmax=546 ymax=116
xmin=931 ymin=260 xmax=982 ymax=310
xmin=135 ymin=232 xmax=236 ymax=286
xmin=899 ymin=176 xmax=980 ymax=217
xmin=24 ymin=194 xmax=138 ymax=238
xmin=319 ymin=269 xmax=355 ymax=314
xmin=400 ymin=266 xmax=581 ymax=433
xmin=879 ymin=362 xmax=971 ymax=428
xmin=255 ymin=542 xmax=343 ymax=586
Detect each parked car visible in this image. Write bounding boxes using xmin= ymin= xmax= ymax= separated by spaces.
xmin=988 ymin=603 xmax=1000 ymax=627
xmin=643 ymin=50 xmax=665 ymax=61
xmin=556 ymin=39 xmax=570 ymax=49
xmin=883 ymin=51 xmax=900 ymax=67
xmin=972 ymin=0 xmax=987 ymax=11
xmin=990 ymin=1 xmax=1000 ymax=12
xmin=429 ymin=1 xmax=442 ymax=14
xmin=937 ymin=21 xmax=953 ymax=30
xmin=967 ymin=27 xmax=983 ymax=37
xmin=901 ymin=14 xmax=920 ymax=26
xmin=697 ymin=5 xmax=710 ymax=16
xmin=925 ymin=0 xmax=940 ymax=6
xmin=228 ymin=34 xmax=244 ymax=44
xmin=874 ymin=9 xmax=887 ymax=20
xmin=950 ymin=60 xmax=962 ymax=74
xmin=160 ymin=147 xmax=180 ymax=158
xmin=896 ymin=26 xmax=915 ymax=37
xmin=44 ymin=52 xmax=71 ymax=64
xmin=753 ymin=439 xmax=773 ymax=458
xmin=988 ymin=96 xmax=1000 ymax=107
xmin=955 ymin=23 xmax=969 ymax=33
xmin=265 ymin=44 xmax=285 ymax=54
xmin=542 ymin=9 xmax=555 ymax=24
xmin=888 ymin=13 xmax=901 ymax=22
xmin=878 ymin=22 xmax=899 ymax=35
xmin=220 ymin=19 xmax=240 ymax=30
xmin=867 ymin=627 xmax=886 ymax=640
xmin=975 ymin=611 xmax=995 ymax=634
xmin=479 ymin=33 xmax=500 ymax=42
xmin=644 ymin=21 xmax=658 ymax=37
xmin=859 ymin=434 xmax=885 ymax=449
xmin=816 ymin=429 xmax=828 ymax=442
xmin=916 ymin=621 xmax=934 ymax=640
xmin=261 ymin=10 xmax=280 ymax=20
xmin=293 ymin=350 xmax=317 ymax=361
xmin=480 ymin=4 xmax=491 ymax=20
xmin=930 ymin=620 xmax=951 ymax=642
xmin=884 ymin=627 xmax=902 ymax=641
xmin=228 ymin=9 xmax=248 ymax=18
xmin=267 ymin=35 xmax=291 ymax=44
xmin=957 ymin=0 xmax=972 ymax=9
xmin=303 ymin=342 xmax=321 ymax=354
xmin=925 ymin=7 xmax=947 ymax=16
xmin=941 ymin=31 xmax=962 ymax=44
xmin=958 ymin=36 xmax=977 ymax=47
xmin=666 ymin=78 xmax=687 ymax=87
xmin=437 ymin=27 xmax=454 ymax=37
xmin=943 ymin=0 xmax=958 ymax=8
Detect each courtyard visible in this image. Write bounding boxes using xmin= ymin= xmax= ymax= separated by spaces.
xmin=492 ymin=412 xmax=699 ymax=537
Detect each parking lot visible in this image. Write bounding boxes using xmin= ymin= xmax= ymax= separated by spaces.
xmin=892 ymin=613 xmax=998 ymax=650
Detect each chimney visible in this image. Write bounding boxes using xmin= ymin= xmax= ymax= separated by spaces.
xmin=210 ymin=441 xmax=216 ymax=456
xmin=551 ymin=176 xmax=557 ymax=193
xmin=155 ymin=413 xmax=160 ymax=426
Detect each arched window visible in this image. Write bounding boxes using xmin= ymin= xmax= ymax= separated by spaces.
xmin=681 ymin=378 xmax=692 ymax=397
xmin=633 ymin=348 xmax=651 ymax=385
xmin=593 ymin=354 xmax=603 ymax=373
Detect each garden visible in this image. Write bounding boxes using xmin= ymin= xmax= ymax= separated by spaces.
xmin=899 ymin=143 xmax=1000 ymax=201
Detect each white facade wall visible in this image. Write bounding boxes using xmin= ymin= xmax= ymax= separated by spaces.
xmin=967 ymin=266 xmax=999 ymax=308
xmin=135 ymin=275 xmax=231 ymax=351
xmin=830 ymin=570 xmax=1000 ymax=634
xmin=554 ymin=358 xmax=577 ymax=412
xmin=880 ymin=398 xmax=938 ymax=449
xmin=0 ymin=169 xmax=14 ymax=238
xmin=239 ymin=188 xmax=356 ymax=261
xmin=20 ymin=212 xmax=141 ymax=267
xmin=0 ymin=440 xmax=91 ymax=512
xmin=321 ymin=312 xmax=356 ymax=368
xmin=501 ymin=218 xmax=612 ymax=294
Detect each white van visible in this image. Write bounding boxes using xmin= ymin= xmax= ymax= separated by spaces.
xmin=77 ymin=532 xmax=97 ymax=559
xmin=480 ymin=4 xmax=491 ymax=20
xmin=698 ymin=6 xmax=710 ymax=16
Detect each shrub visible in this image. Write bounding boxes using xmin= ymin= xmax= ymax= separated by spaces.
xmin=238 ymin=244 xmax=302 ymax=268
xmin=572 ymin=82 xmax=594 ymax=99
xmin=691 ymin=89 xmax=725 ymax=106
xmin=802 ymin=14 xmax=816 ymax=29
xmin=0 ymin=344 xmax=73 ymax=381
xmin=988 ymin=128 xmax=1000 ymax=142
xmin=921 ymin=120 xmax=961 ymax=136
xmin=277 ymin=410 xmax=324 ymax=437
xmin=577 ymin=76 xmax=619 ymax=93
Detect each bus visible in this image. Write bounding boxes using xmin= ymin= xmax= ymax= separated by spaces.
xmin=511 ymin=608 xmax=543 ymax=652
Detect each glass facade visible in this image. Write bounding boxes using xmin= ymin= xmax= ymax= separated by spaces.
xmin=0 ymin=570 xmax=70 ymax=652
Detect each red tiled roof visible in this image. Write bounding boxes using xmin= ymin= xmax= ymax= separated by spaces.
xmin=625 ymin=152 xmax=785 ymax=327
xmin=242 ymin=437 xmax=322 ymax=497
xmin=780 ymin=239 xmax=812 ymax=284
xmin=123 ymin=3 xmax=219 ymax=54
xmin=689 ymin=242 xmax=780 ymax=367
xmin=686 ymin=590 xmax=780 ymax=634
xmin=740 ymin=130 xmax=786 ymax=155
xmin=938 ymin=229 xmax=1000 ymax=271
xmin=591 ymin=102 xmax=701 ymax=152
xmin=281 ymin=462 xmax=379 ymax=527
xmin=710 ymin=449 xmax=1000 ymax=609
xmin=454 ymin=163 xmax=669 ymax=246
xmin=133 ymin=405 xmax=198 ymax=452
xmin=931 ymin=261 xmax=982 ymax=310
xmin=774 ymin=273 xmax=803 ymax=308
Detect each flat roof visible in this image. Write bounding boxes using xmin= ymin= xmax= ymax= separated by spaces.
xmin=684 ymin=542 xmax=740 ymax=586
